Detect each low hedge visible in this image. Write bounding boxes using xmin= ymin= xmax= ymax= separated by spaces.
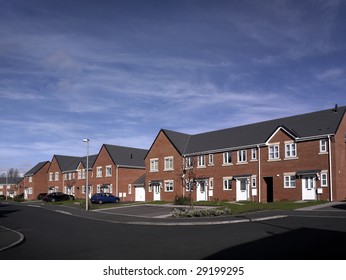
xmin=171 ymin=207 xmax=231 ymax=218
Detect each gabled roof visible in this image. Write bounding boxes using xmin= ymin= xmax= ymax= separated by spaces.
xmin=162 ymin=129 xmax=190 ymax=155
xmin=103 ymin=144 xmax=148 ymax=168
xmin=79 ymin=154 xmax=98 ymax=169
xmin=24 ymin=161 xmax=50 ymax=176
xmin=53 ymin=155 xmax=82 ymax=172
xmin=161 ymin=105 xmax=346 ymax=155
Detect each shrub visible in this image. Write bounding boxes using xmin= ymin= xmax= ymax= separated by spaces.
xmin=79 ymin=199 xmax=96 ymax=210
xmin=171 ymin=207 xmax=231 ymax=218
xmin=174 ymin=195 xmax=192 ymax=205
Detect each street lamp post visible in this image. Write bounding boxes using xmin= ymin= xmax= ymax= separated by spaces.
xmin=83 ymin=139 xmax=90 ymax=211
xmin=5 ymin=172 xmax=8 ymax=201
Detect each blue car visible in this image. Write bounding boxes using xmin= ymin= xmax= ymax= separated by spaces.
xmin=90 ymin=193 xmax=120 ymax=204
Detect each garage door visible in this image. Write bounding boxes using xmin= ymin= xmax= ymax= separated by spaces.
xmin=135 ymin=186 xmax=145 ymax=202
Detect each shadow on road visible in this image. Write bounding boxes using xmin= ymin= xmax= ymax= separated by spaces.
xmin=332 ymin=204 xmax=346 ymax=211
xmin=204 ymin=227 xmax=346 ymax=259
xmin=0 ymin=204 xmax=20 ymax=219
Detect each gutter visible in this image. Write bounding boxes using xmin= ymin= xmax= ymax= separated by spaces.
xmin=328 ymin=135 xmax=333 ymax=202
xmin=257 ymin=145 xmax=261 ymax=203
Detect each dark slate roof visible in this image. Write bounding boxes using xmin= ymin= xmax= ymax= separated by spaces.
xmin=54 ymin=155 xmax=82 ymax=172
xmin=133 ymin=174 xmax=145 ymax=186
xmin=79 ymin=154 xmax=98 ymax=169
xmin=104 ymin=144 xmax=148 ymax=168
xmin=0 ymin=177 xmax=23 ymax=184
xmin=161 ymin=129 xmax=190 ymax=154
xmin=163 ymin=106 xmax=346 ymax=155
xmin=24 ymin=161 xmax=50 ymax=176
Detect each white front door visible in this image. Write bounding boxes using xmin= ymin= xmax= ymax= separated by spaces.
xmin=135 ymin=186 xmax=145 ymax=201
xmin=302 ymin=176 xmax=316 ymax=200
xmin=196 ymin=181 xmax=207 ymax=201
xmin=24 ymin=188 xmax=29 ymax=199
xmin=153 ymin=184 xmax=161 ymax=201
xmin=236 ymin=178 xmax=249 ymax=201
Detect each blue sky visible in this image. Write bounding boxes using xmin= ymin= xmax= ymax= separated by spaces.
xmin=1 ymin=0 xmax=345 ymax=175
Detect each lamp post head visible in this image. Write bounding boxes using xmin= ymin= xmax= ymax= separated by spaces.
xmin=83 ymin=139 xmax=90 ymax=143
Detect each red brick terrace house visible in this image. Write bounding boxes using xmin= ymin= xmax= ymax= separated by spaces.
xmin=145 ymin=105 xmax=346 ymax=202
xmin=91 ymin=144 xmax=148 ymax=202
xmin=46 ymin=154 xmax=97 ymax=199
xmin=0 ymin=176 xmax=24 ymax=198
xmin=23 ymin=161 xmax=50 ymax=200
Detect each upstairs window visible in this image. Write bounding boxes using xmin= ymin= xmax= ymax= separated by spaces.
xmin=54 ymin=172 xmax=59 ymax=181
xmin=49 ymin=172 xmax=53 ymax=181
xmin=198 ymin=155 xmax=205 ymax=167
xmin=96 ymin=166 xmax=102 ymax=178
xmin=223 ymin=152 xmax=232 ymax=164
xmin=320 ymin=139 xmax=328 ymax=153
xmin=251 ymin=148 xmax=257 ymax=160
xmin=208 ymin=154 xmax=214 ymax=165
xmin=106 ymin=165 xmax=112 ymax=177
xmin=185 ymin=157 xmax=193 ymax=168
xmin=150 ymin=159 xmax=159 ymax=172
xmin=238 ymin=150 xmax=247 ymax=163
xmin=164 ymin=157 xmax=174 ymax=171
xmin=285 ymin=143 xmax=297 ymax=158
xmin=269 ymin=145 xmax=280 ymax=160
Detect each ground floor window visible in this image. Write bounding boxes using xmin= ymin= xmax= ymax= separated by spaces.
xmin=321 ymin=172 xmax=328 ymax=187
xmin=284 ymin=175 xmax=296 ymax=188
xmin=223 ymin=177 xmax=233 ymax=190
xmin=164 ymin=180 xmax=174 ymax=192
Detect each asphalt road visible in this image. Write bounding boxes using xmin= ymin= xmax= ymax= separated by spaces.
xmin=1 ymin=202 xmax=346 ymax=260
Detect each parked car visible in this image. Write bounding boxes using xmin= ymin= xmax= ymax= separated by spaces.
xmin=42 ymin=192 xmax=74 ymax=202
xmin=91 ymin=193 xmax=120 ymax=204
xmin=37 ymin=193 xmax=47 ymax=200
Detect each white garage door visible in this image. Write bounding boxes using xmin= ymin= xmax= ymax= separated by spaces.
xmin=135 ymin=186 xmax=145 ymax=202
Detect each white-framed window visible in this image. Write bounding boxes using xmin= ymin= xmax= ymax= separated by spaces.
xmin=284 ymin=175 xmax=296 ymax=188
xmin=320 ymin=139 xmax=328 ymax=153
xmin=49 ymin=172 xmax=53 ymax=181
xmin=321 ymin=173 xmax=328 ymax=187
xmin=209 ymin=178 xmax=214 ymax=190
xmin=55 ymin=172 xmax=59 ymax=181
xmin=106 ymin=165 xmax=112 ymax=177
xmin=237 ymin=150 xmax=247 ymax=163
xmin=251 ymin=148 xmax=257 ymax=160
xmin=223 ymin=177 xmax=233 ymax=190
xmin=96 ymin=166 xmax=102 ymax=178
xmin=28 ymin=187 xmax=33 ymax=194
xmin=185 ymin=157 xmax=193 ymax=168
xmin=164 ymin=156 xmax=174 ymax=171
xmin=269 ymin=145 xmax=280 ymax=160
xmin=148 ymin=185 xmax=153 ymax=192
xmin=198 ymin=155 xmax=205 ymax=167
xmin=82 ymin=169 xmax=86 ymax=179
xmin=128 ymin=184 xmax=132 ymax=194
xmin=164 ymin=180 xmax=174 ymax=192
xmin=77 ymin=169 xmax=82 ymax=179
xmin=252 ymin=177 xmax=256 ymax=189
xmin=28 ymin=176 xmax=32 ymax=183
xmin=208 ymin=154 xmax=214 ymax=165
xmin=223 ymin=152 xmax=232 ymax=165
xmin=150 ymin=158 xmax=159 ymax=172
xmin=185 ymin=180 xmax=193 ymax=192
xmin=285 ymin=143 xmax=297 ymax=158
xmin=82 ymin=185 xmax=92 ymax=194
